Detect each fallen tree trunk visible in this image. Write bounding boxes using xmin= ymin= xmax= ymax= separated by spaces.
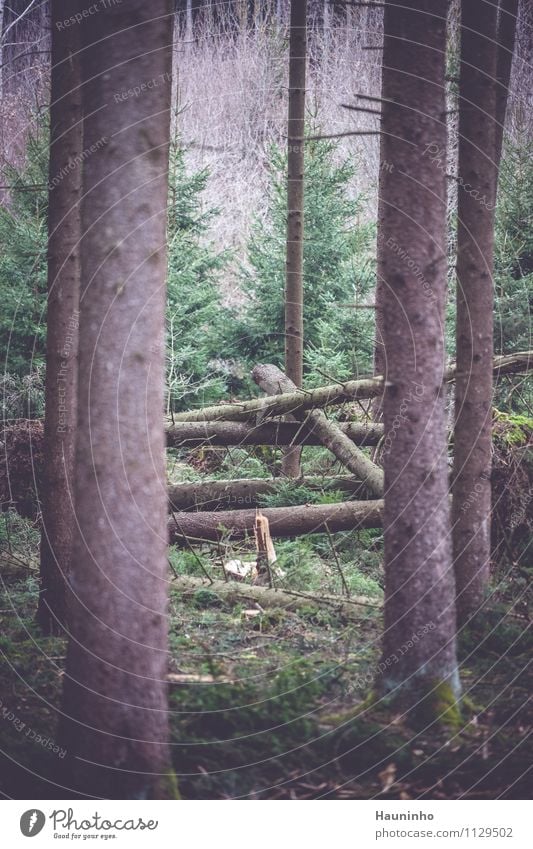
xmin=169 ymin=498 xmax=384 ymax=543
xmin=171 ymin=352 xmax=532 ymax=425
xmin=166 ymin=419 xmax=384 ymax=448
xmin=171 ymin=375 xmax=382 ymax=423
xmin=171 ymin=575 xmax=382 ymax=619
xmin=168 ymin=475 xmax=370 ymax=512
xmin=252 ymin=364 xmax=384 ymax=496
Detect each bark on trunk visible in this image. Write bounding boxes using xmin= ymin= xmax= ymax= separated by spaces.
xmin=372 ymin=272 xmax=386 ymax=420
xmin=378 ymin=0 xmax=460 ymax=714
xmin=170 ymin=498 xmax=384 ymax=542
xmin=452 ymin=0 xmax=499 ymax=625
xmin=0 ymin=1 xmax=4 ymax=100
xmin=59 ymin=0 xmax=177 ymax=800
xmin=494 ymin=0 xmax=519 ymax=173
xmin=168 ymin=474 xmax=369 ymax=511
xmin=166 ymin=419 xmax=385 ymax=447
xmin=283 ymin=0 xmax=307 ymax=477
xmin=373 ymin=39 xmax=396 ymax=422
xmin=37 ymin=0 xmax=82 ymax=636
xmin=253 ymin=363 xmax=384 ymax=495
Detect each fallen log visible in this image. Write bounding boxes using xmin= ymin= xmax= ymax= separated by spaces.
xmin=166 ymin=419 xmax=384 ymax=448
xmin=168 ymin=474 xmax=370 ymax=512
xmin=171 ymin=352 xmax=532 ymax=424
xmin=171 ymin=575 xmax=382 ymax=618
xmin=252 ymin=364 xmax=384 ymax=496
xmin=169 ymin=498 xmax=384 ymax=543
xmin=171 ymin=375 xmax=382 ymax=423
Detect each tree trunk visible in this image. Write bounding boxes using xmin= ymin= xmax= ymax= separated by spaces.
xmin=452 ymin=0 xmax=499 ymax=625
xmin=59 ymin=0 xmax=177 ymax=800
xmin=377 ymin=0 xmax=460 ymax=718
xmin=373 ymin=43 xmax=396 ymax=422
xmin=0 ymin=1 xmax=5 ymax=100
xmin=37 ymin=0 xmax=82 ymax=636
xmin=494 ymin=0 xmax=519 ymax=173
xmin=170 ymin=498 xmax=384 ymax=543
xmin=283 ymin=0 xmax=307 ymax=477
xmin=166 ymin=419 xmax=384 ymax=447
xmin=372 ymin=270 xmax=386 ymax=420
xmin=168 ymin=474 xmax=369 ymax=511
xmin=253 ymin=363 xmax=384 ymax=494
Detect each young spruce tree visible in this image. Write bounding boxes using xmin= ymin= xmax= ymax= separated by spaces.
xmin=228 ymin=139 xmax=375 ymax=381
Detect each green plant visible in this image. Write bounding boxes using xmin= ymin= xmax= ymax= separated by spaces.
xmin=225 ymin=138 xmax=375 ymax=380
xmin=493 ymin=134 xmax=533 ymax=409
xmin=0 ymin=124 xmax=48 ymax=379
xmin=0 ymin=367 xmax=45 ymax=420
xmin=165 ymin=144 xmax=233 ymax=412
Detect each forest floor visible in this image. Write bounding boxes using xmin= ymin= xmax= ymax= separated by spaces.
xmin=0 ymin=541 xmax=531 ymax=800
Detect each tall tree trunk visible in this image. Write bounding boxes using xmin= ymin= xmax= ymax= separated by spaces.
xmin=372 ymin=51 xmax=391 ymax=421
xmin=372 ymin=263 xmax=386 ymax=419
xmin=494 ymin=0 xmax=519 ymax=173
xmin=452 ymin=0 xmax=498 ymax=625
xmin=377 ymin=0 xmax=460 ymax=718
xmin=37 ymin=0 xmax=82 ymax=636
xmin=283 ymin=0 xmax=307 ymax=477
xmin=0 ymin=1 xmax=5 ymax=100
xmin=59 ymin=0 xmax=177 ymax=799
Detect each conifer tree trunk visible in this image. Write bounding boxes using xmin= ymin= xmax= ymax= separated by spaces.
xmin=494 ymin=0 xmax=519 ymax=172
xmin=37 ymin=0 xmax=82 ymax=635
xmin=452 ymin=0 xmax=498 ymax=624
xmin=59 ymin=0 xmax=177 ymax=799
xmin=372 ymin=42 xmax=392 ymax=420
xmin=0 ymin=2 xmax=5 ymax=99
xmin=372 ymin=238 xmax=386 ymax=420
xmin=377 ymin=0 xmax=460 ymax=716
xmin=283 ymin=0 xmax=307 ymax=477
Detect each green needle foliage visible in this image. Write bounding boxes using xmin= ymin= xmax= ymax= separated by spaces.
xmin=0 ymin=126 xmax=48 ymax=379
xmin=165 ymin=143 xmax=231 ymax=412
xmin=494 ymin=135 xmax=533 ymax=358
xmin=225 ymin=138 xmax=376 ymax=382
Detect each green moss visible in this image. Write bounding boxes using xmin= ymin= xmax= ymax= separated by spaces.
xmin=493 ymin=410 xmax=533 ymax=447
xmin=334 ymin=678 xmax=464 ymax=732
xmin=412 ymin=680 xmax=462 ymax=730
xmin=460 ymin=694 xmax=485 ymax=716
xmin=154 ymin=770 xmax=180 ymax=800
